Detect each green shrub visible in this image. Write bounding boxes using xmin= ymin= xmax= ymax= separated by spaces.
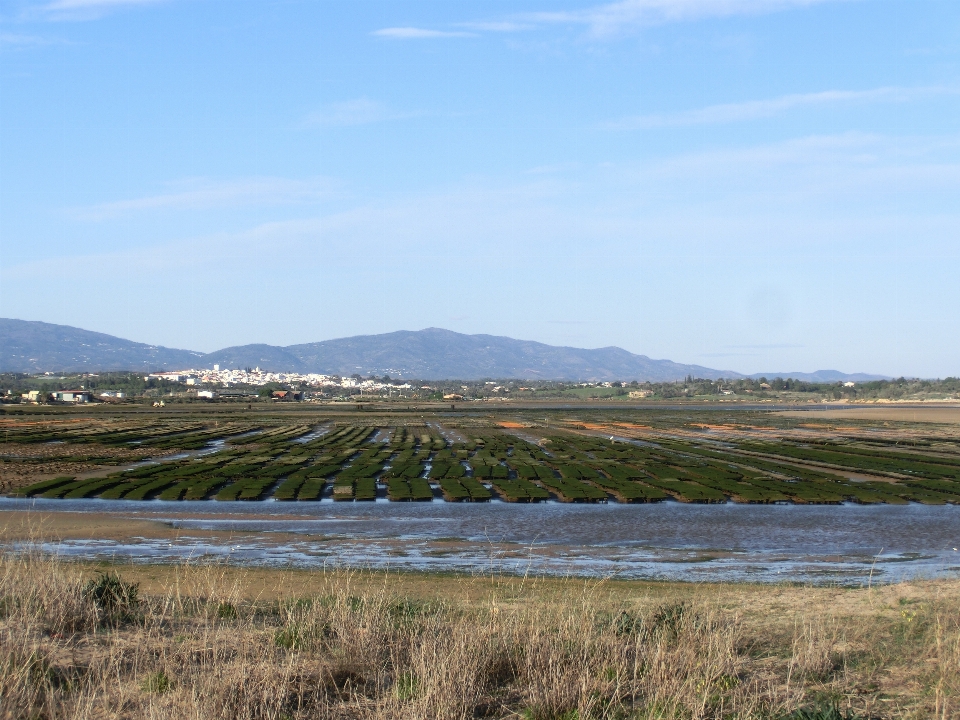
xmin=84 ymin=572 xmax=140 ymax=625
xmin=649 ymin=602 xmax=688 ymax=639
xmin=781 ymin=705 xmax=862 ymax=720
xmin=216 ymin=602 xmax=237 ymax=619
xmin=141 ymin=670 xmax=172 ymax=694
xmin=395 ymin=671 xmax=421 ymax=700
xmin=274 ymin=625 xmax=305 ymax=650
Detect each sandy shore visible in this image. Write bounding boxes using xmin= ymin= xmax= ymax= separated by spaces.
xmin=0 ymin=509 xmax=317 ymax=545
xmin=3 ymin=514 xmax=949 ymax=612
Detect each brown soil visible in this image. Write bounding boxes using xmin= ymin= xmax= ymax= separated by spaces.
xmin=0 ymin=510 xmax=314 ymax=547
xmin=0 ymin=441 xmax=175 ymax=493
xmin=778 ymin=405 xmax=960 ymax=424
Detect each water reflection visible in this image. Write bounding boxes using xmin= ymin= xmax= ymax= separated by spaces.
xmin=2 ymin=498 xmax=958 ymax=585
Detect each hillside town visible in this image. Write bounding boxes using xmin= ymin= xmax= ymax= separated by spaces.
xmin=3 ymin=368 xmax=957 ymax=406
xmin=146 ymin=366 xmax=414 ymax=393
xmin=3 ymin=366 xmax=661 ymax=405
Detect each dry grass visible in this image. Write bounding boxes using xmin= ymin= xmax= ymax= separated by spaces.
xmin=0 ymin=554 xmax=958 ymax=720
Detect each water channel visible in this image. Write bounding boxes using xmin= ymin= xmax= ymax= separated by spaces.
xmin=2 ymin=497 xmax=958 ymax=585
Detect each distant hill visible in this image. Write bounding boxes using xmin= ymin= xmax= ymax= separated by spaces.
xmin=192 ymin=328 xmax=738 ymax=381
xmin=0 ymin=319 xmax=887 ymax=382
xmin=0 ymin=318 xmax=202 ymax=373
xmin=283 ymin=328 xmax=737 ymax=381
xmin=746 ymin=370 xmax=886 ymax=383
xmin=202 ymin=344 xmax=307 ymax=373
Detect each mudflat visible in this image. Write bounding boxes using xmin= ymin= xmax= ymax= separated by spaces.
xmin=778 ymin=404 xmax=960 ymax=424
xmin=0 ymin=509 xmax=306 ymax=544
xmin=0 ymin=509 xmax=173 ymax=542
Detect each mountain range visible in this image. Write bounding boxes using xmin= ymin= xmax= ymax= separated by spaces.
xmin=0 ymin=318 xmax=886 ymax=382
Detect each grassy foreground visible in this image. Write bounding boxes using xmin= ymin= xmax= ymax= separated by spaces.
xmin=1 ymin=556 xmax=957 ymax=720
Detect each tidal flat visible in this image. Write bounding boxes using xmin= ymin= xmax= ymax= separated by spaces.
xmin=2 ymin=403 xmax=959 ymax=716
xmin=3 ymin=403 xmax=960 ymax=585
xmin=2 ymin=500 xmax=959 ymax=585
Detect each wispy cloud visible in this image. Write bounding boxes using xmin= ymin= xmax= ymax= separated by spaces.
xmin=699 ymin=351 xmax=760 ymax=357
xmin=522 ymin=0 xmax=844 ymax=37
xmin=724 ymin=343 xmax=805 ymax=349
xmin=524 ymin=162 xmax=580 ymax=175
xmin=7 ymin=134 xmax=959 ymax=376
xmin=603 ymin=86 xmax=959 ymax=130
xmin=301 ymin=98 xmax=419 ymax=128
xmin=372 ymin=27 xmax=476 ymax=39
xmin=455 ymin=21 xmax=529 ymax=33
xmin=72 ymin=176 xmax=334 ymax=220
xmin=636 ymin=132 xmax=960 ymax=189
xmin=41 ymin=0 xmax=165 ymax=21
xmin=0 ymin=32 xmax=54 ymax=47
xmin=373 ymin=0 xmax=846 ymax=43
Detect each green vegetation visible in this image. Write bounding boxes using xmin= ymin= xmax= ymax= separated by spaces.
xmin=3 ymin=404 xmax=959 ymax=720
xmin=11 ymin=476 xmax=75 ymax=496
xmin=6 ymin=403 xmax=960 ymax=505
xmin=5 ymin=370 xmax=960 ymax=407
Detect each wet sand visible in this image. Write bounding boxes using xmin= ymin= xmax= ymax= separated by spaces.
xmin=3 ymin=499 xmax=958 ymax=585
xmin=0 ymin=510 xmax=175 ymax=542
xmin=0 ymin=509 xmax=313 ymax=545
xmin=6 ymin=508 xmax=953 ymax=620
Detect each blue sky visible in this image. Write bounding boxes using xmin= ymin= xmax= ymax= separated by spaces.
xmin=1 ymin=0 xmax=958 ymax=377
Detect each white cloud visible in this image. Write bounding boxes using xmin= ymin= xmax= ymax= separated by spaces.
xmin=455 ymin=21 xmax=529 ymax=32
xmin=6 ymin=134 xmax=960 ymax=374
xmin=41 ymin=0 xmax=165 ymax=20
xmin=46 ymin=0 xmax=158 ymax=7
xmin=524 ymin=162 xmax=581 ymax=175
xmin=372 ymin=27 xmax=476 ymax=39
xmin=40 ymin=133 xmax=960 ymax=268
xmin=378 ymin=0 xmax=849 ymax=43
xmin=0 ymin=32 xmax=52 ymax=46
xmin=603 ymin=86 xmax=959 ymax=129
xmin=71 ymin=176 xmax=335 ymax=220
xmin=520 ymin=0 xmax=844 ymax=37
xmin=302 ymin=98 xmax=418 ymax=128
xmin=27 ymin=179 xmax=625 ymax=274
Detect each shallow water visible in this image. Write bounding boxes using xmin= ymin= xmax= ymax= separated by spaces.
xmin=2 ymin=497 xmax=958 ymax=585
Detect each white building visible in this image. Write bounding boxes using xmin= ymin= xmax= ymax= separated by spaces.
xmin=149 ymin=372 xmax=185 ymax=383
xmin=51 ymin=390 xmax=93 ymax=403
